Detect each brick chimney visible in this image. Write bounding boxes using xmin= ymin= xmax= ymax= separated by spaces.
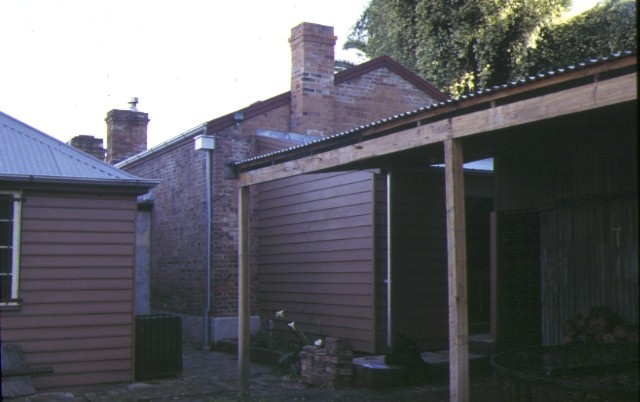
xmin=68 ymin=135 xmax=106 ymax=161
xmin=105 ymin=97 xmax=149 ymax=164
xmin=289 ymin=22 xmax=337 ymax=137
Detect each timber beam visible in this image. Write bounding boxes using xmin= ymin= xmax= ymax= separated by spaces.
xmin=239 ymin=72 xmax=636 ymax=187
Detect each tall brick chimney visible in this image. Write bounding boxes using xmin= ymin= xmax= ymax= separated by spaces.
xmin=105 ymin=97 xmax=149 ymax=164
xmin=289 ymin=22 xmax=337 ymax=137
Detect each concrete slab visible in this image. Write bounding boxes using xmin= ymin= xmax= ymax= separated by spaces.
xmin=352 ymin=356 xmax=405 ymax=389
xmin=1 ymin=344 xmax=36 ymax=398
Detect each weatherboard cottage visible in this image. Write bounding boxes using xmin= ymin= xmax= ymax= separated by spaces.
xmin=0 ymin=111 xmax=157 ymax=394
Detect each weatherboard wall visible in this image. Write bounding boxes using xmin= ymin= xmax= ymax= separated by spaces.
xmin=0 ymin=191 xmax=137 ymax=392
xmin=256 ymin=168 xmax=493 ymax=354
xmin=257 ymin=171 xmax=377 ymax=353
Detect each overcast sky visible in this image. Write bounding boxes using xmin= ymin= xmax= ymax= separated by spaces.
xmin=1 ymin=0 xmax=596 ymax=148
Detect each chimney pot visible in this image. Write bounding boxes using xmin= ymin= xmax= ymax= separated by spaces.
xmin=128 ymin=97 xmax=139 ymax=111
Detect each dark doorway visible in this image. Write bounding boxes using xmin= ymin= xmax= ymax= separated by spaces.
xmin=466 ymin=197 xmax=493 ymax=334
xmin=497 ymin=211 xmax=542 ymax=350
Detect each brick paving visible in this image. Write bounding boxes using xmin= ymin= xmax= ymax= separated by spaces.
xmin=8 ymin=342 xmax=508 ymax=402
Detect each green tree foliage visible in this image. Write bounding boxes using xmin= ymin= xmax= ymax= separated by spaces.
xmin=344 ymin=0 xmax=419 ymax=70
xmin=347 ymin=0 xmax=635 ymax=97
xmin=519 ymin=0 xmax=637 ymax=76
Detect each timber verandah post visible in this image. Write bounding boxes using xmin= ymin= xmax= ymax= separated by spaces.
xmin=444 ymin=137 xmax=470 ymax=402
xmin=238 ymin=185 xmax=250 ymax=401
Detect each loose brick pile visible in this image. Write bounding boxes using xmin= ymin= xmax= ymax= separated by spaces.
xmin=299 ymin=337 xmax=353 ymax=387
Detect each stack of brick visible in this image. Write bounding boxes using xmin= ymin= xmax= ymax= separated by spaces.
xmin=299 ymin=345 xmax=325 ymax=386
xmin=299 ymin=337 xmax=353 ymax=387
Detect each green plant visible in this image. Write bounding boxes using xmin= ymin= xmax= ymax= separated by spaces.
xmin=271 ymin=310 xmax=325 ymax=377
xmin=277 ymin=347 xmax=301 ymax=378
xmin=275 ymin=310 xmax=324 ymax=347
xmin=250 ymin=328 xmax=303 ymax=376
xmin=251 ymin=329 xmax=283 ymax=350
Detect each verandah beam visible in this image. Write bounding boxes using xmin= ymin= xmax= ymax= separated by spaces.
xmin=239 ymin=73 xmax=636 ymax=187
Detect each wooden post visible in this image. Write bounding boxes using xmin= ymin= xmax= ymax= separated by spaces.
xmin=444 ymin=137 xmax=469 ymax=402
xmin=238 ymin=185 xmax=250 ymax=401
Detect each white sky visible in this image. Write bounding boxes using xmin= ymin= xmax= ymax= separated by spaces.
xmin=1 ymin=0 xmax=598 ymax=148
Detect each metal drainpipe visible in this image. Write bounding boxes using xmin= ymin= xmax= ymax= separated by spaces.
xmin=204 ymin=145 xmax=212 ymax=350
xmin=386 ymin=170 xmax=393 ymax=351
xmin=195 ymin=128 xmax=214 ymax=351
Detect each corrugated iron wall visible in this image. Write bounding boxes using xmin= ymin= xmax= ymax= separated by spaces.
xmin=495 ymin=108 xmax=638 ymax=347
xmin=541 ymin=198 xmax=638 ymax=345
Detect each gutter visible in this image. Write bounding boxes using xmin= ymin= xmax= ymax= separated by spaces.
xmin=116 ymin=123 xmax=208 ymax=169
xmin=0 ymin=174 xmax=159 ymax=189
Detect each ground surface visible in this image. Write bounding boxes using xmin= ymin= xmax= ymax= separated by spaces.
xmin=6 ymin=342 xmax=637 ymax=401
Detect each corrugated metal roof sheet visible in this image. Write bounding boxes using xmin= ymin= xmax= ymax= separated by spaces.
xmin=0 ymin=110 xmax=157 ymax=187
xmin=235 ymin=50 xmax=636 ymax=168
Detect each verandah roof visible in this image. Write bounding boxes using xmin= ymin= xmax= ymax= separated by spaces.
xmin=232 ymin=51 xmax=636 ymax=185
xmin=233 ymin=52 xmax=637 ymax=402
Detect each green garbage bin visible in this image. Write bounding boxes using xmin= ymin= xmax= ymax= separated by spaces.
xmin=134 ymin=315 xmax=182 ymax=380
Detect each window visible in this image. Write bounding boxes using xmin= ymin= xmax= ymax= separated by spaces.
xmin=0 ymin=192 xmax=22 ymax=305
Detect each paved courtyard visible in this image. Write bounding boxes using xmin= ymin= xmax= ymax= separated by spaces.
xmin=7 ymin=342 xmax=510 ymax=402
xmin=19 ymin=341 xmax=638 ymax=402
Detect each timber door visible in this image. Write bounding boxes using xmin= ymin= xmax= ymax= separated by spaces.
xmin=497 ymin=211 xmax=542 ymax=350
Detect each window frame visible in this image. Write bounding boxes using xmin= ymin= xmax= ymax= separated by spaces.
xmin=0 ymin=191 xmax=22 ymax=307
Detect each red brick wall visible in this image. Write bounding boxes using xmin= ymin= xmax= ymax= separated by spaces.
xmin=121 ymin=46 xmax=441 ymax=324
xmin=124 ymin=104 xmax=290 ymax=317
xmin=334 ymin=67 xmax=438 ymax=133
xmin=125 ymin=141 xmax=207 ymax=316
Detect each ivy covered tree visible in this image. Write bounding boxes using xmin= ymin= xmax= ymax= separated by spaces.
xmin=346 ymin=0 xmax=636 ymax=97
xmin=519 ymin=0 xmax=637 ymax=76
xmin=343 ymin=0 xmax=420 ymax=71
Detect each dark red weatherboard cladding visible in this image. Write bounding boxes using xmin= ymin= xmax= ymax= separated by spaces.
xmin=0 ymin=191 xmax=137 ymax=392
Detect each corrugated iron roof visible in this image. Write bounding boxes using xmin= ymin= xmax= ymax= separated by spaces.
xmin=0 ymin=110 xmax=157 ymax=188
xmin=234 ymin=50 xmax=636 ymax=168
